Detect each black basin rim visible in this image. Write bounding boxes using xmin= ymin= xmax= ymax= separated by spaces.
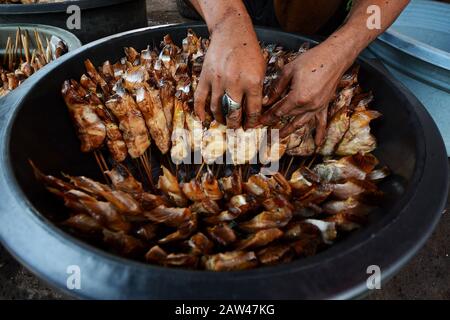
xmin=0 ymin=0 xmax=139 ymax=14
xmin=0 ymin=24 xmax=447 ymax=299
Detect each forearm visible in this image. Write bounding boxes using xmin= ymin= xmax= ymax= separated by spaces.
xmin=321 ymin=0 xmax=410 ymax=70
xmin=188 ymin=0 xmax=253 ymax=35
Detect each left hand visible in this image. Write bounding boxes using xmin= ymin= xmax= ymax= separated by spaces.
xmin=260 ymin=43 xmax=350 ymax=144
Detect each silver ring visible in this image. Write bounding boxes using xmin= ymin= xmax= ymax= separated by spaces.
xmin=222 ymin=93 xmax=241 ymax=116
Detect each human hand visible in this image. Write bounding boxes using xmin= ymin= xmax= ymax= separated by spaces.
xmin=194 ymin=16 xmax=266 ymax=129
xmin=260 ymin=43 xmax=350 ymax=144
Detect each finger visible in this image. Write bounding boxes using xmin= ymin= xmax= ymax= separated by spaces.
xmin=314 ymin=107 xmax=328 ymax=147
xmin=280 ymin=102 xmax=317 ymax=117
xmin=272 ymin=93 xmax=303 ymax=118
xmin=261 ymin=93 xmax=298 ymax=125
xmin=263 ymin=66 xmax=292 ymax=106
xmin=280 ymin=112 xmax=314 ymax=138
xmin=224 ymin=89 xmax=244 ymax=129
xmin=260 ymin=95 xmax=288 ymax=126
xmin=194 ymin=79 xmax=210 ymax=122
xmin=244 ymin=91 xmax=262 ymax=129
xmin=210 ymin=83 xmax=225 ymax=124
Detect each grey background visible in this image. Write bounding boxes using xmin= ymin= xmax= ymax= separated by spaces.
xmin=1 ymin=0 xmax=449 ymax=300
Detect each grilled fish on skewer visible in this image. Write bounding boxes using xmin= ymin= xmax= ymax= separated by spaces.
xmin=319 ymin=107 xmax=351 ymax=156
xmin=207 ymin=224 xmax=237 ymax=246
xmin=105 ymin=164 xmax=144 ymax=194
xmin=257 ymin=244 xmax=294 ymax=266
xmin=204 ymin=251 xmax=258 ymax=271
xmin=239 ymin=207 xmax=293 ymax=233
xmin=188 ymin=232 xmax=214 ymax=255
xmin=201 ymin=120 xmax=227 ymax=164
xmin=63 ymin=213 xmax=104 ymax=236
xmin=145 ymin=206 xmax=191 ymax=227
xmin=236 ymin=228 xmax=283 ymax=250
xmin=160 ymin=80 xmax=176 ymax=130
xmin=219 ymin=168 xmax=243 ymax=199
xmin=103 ymin=229 xmax=145 ymax=257
xmin=105 ymin=87 xmax=151 ymax=159
xmin=186 ymin=112 xmax=203 ymax=153
xmin=135 ymin=85 xmax=171 ymax=154
xmin=190 ymin=199 xmax=221 ymax=216
xmin=303 ymin=220 xmax=337 ymax=245
xmin=61 ymin=80 xmax=106 ymax=153
xmin=336 ymin=107 xmax=381 ymax=156
xmin=84 ymin=59 xmax=110 ymax=96
xmin=314 ymin=153 xmax=379 ymax=183
xmin=201 ymin=171 xmax=223 ymax=201
xmin=227 ymin=127 xmax=263 ymax=165
xmin=171 ymin=94 xmax=190 ymax=164
xmin=158 ymin=215 xmax=198 ymax=244
xmin=76 ymin=79 xmax=128 ymax=162
xmin=157 ymin=166 xmax=188 ymax=207
xmin=286 ymin=121 xmax=315 ymax=157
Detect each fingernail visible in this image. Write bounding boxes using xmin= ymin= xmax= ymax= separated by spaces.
xmin=262 ymin=96 xmax=269 ymax=105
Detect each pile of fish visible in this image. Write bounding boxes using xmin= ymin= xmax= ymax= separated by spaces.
xmin=1 ymin=28 xmax=68 ymax=97
xmin=32 ymin=30 xmax=389 ymax=271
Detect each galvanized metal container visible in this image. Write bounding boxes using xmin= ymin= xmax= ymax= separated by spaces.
xmin=369 ymin=0 xmax=450 ymax=154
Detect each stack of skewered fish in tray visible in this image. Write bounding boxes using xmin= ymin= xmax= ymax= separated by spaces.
xmin=0 ymin=28 xmax=68 ymax=98
xmin=32 ymin=30 xmax=390 ymax=271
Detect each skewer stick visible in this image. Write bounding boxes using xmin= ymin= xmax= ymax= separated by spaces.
xmin=94 ymin=151 xmax=110 ymax=183
xmin=14 ymin=28 xmax=20 ymax=66
xmin=34 ymin=29 xmax=46 ymax=61
xmin=134 ymin=159 xmax=146 ymax=185
xmin=98 ymin=152 xmax=109 ymax=172
xmin=214 ymin=163 xmax=221 ymax=177
xmin=46 ymin=37 xmax=51 ymax=64
xmin=4 ymin=37 xmax=11 ymax=67
xmin=166 ymin=154 xmax=175 ymax=175
xmin=22 ymin=32 xmax=30 ymax=64
xmin=140 ymin=155 xmax=155 ymax=190
xmin=195 ymin=162 xmax=205 ymax=180
xmin=284 ymin=156 xmax=295 ymax=177
xmin=244 ymin=164 xmax=251 ymax=181
xmin=9 ymin=38 xmax=14 ymax=71
xmin=18 ymin=28 xmax=23 ymax=64
xmin=307 ymin=155 xmax=317 ymax=169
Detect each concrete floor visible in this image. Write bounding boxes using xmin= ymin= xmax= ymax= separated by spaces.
xmin=0 ymin=0 xmax=449 ymax=300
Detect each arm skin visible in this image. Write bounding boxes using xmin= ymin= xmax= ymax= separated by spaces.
xmin=260 ymin=0 xmax=410 ymax=141
xmin=189 ymin=0 xmax=266 ymax=129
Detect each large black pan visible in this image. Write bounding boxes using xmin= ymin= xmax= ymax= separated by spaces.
xmin=0 ymin=24 xmax=447 ymax=299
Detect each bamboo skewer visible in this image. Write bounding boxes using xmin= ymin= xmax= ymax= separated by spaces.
xmin=307 ymin=155 xmax=317 ymax=169
xmin=94 ymin=150 xmax=110 ymax=183
xmin=22 ymin=33 xmax=30 ymax=64
xmin=13 ymin=28 xmax=20 ymax=67
xmin=284 ymin=156 xmax=295 ymax=177
xmin=195 ymin=162 xmax=205 ymax=180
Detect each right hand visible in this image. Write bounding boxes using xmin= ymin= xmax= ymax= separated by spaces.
xmin=194 ymin=15 xmax=266 ymax=129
